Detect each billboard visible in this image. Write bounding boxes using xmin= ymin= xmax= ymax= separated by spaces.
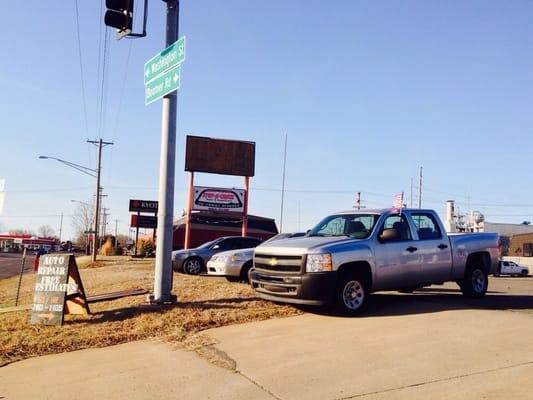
xmin=192 ymin=186 xmax=245 ymax=213
xmin=185 ymin=135 xmax=255 ymax=177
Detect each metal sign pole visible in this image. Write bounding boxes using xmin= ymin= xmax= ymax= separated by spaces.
xmin=134 ymin=212 xmax=140 ymax=255
xmin=15 ymin=248 xmax=27 ymax=306
xmin=184 ymin=171 xmax=194 ymax=249
xmin=152 ymin=0 xmax=179 ymax=303
xmin=242 ymin=176 xmax=250 ymax=236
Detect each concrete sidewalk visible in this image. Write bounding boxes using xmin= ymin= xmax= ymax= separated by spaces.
xmin=0 ymin=341 xmax=276 ymax=400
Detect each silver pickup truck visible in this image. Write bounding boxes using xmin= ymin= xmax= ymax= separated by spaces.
xmin=250 ymin=208 xmax=500 ymax=315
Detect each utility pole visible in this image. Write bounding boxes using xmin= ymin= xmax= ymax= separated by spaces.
xmin=410 ymin=178 xmax=413 ymax=208
xmin=87 ymin=138 xmax=113 ymax=261
xmin=418 ymin=166 xmax=423 ymax=208
xmin=151 ymin=0 xmax=179 ymax=304
xmin=58 ymin=211 xmax=63 ymax=243
xmin=279 ymin=134 xmax=288 ymax=233
xmin=355 ymin=192 xmax=361 ymax=210
xmin=101 ymin=207 xmax=110 ymax=238
xmin=114 ymin=219 xmax=119 ymax=238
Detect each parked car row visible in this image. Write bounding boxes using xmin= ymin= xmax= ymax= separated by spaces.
xmin=172 ymin=232 xmax=305 ymax=282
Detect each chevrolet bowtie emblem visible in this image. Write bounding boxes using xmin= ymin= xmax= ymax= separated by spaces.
xmin=269 ymin=258 xmax=278 ymax=266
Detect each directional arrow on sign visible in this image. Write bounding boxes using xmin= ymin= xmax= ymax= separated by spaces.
xmin=145 ymin=65 xmax=181 ymax=105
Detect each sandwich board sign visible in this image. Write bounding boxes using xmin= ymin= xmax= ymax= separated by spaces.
xmin=30 ymin=254 xmax=90 ymax=326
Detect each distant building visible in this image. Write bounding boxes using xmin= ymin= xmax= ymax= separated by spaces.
xmin=172 ymin=211 xmax=278 ymax=250
xmin=508 ymin=233 xmax=533 ymax=257
xmin=0 ymin=234 xmax=59 ymax=253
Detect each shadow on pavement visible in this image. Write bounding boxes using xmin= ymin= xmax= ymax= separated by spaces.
xmin=299 ymin=290 xmax=533 ymax=318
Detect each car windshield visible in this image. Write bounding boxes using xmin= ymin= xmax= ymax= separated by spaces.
xmin=307 ymin=214 xmax=380 ymax=239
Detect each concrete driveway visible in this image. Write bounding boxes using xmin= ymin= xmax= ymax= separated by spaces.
xmin=2 ymin=277 xmax=533 ymax=399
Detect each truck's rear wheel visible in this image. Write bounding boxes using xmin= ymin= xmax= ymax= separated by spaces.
xmin=336 ymin=272 xmax=368 ymax=315
xmin=461 ymin=265 xmax=488 ymax=298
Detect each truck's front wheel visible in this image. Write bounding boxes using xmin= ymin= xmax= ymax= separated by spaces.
xmin=336 ymin=272 xmax=368 ymax=315
xmin=461 ymin=266 xmax=488 ymax=298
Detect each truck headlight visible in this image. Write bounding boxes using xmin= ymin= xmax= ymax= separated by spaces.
xmin=306 ymin=253 xmax=332 ymax=272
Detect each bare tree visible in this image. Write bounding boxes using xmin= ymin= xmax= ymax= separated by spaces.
xmin=71 ymin=200 xmax=95 ymax=246
xmin=9 ymin=228 xmax=36 ymax=235
xmin=37 ymin=225 xmax=56 ymax=238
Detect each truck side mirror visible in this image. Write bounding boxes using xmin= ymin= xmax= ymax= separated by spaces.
xmin=378 ymin=228 xmax=400 ymax=243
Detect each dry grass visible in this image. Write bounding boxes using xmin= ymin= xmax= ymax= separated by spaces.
xmin=0 ymin=256 xmax=301 ymax=367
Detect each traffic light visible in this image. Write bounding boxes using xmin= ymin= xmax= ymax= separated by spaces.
xmin=104 ymin=0 xmax=134 ymax=39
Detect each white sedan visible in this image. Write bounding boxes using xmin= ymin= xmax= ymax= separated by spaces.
xmin=207 ymin=248 xmax=254 ymax=282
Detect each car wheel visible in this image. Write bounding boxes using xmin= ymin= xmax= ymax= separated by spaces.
xmin=225 ymin=276 xmax=240 ymax=283
xmin=239 ymin=261 xmax=253 ymax=283
xmin=461 ymin=265 xmax=488 ymax=298
xmin=336 ymin=272 xmax=368 ymax=316
xmin=183 ymin=257 xmax=203 ymax=275
xmin=522 ymin=270 xmax=528 ymax=277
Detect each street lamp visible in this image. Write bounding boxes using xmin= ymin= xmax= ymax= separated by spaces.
xmin=38 ymin=156 xmax=96 ymax=178
xmin=39 ymin=155 xmax=101 ymax=262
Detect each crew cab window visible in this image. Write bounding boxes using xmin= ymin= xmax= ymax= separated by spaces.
xmin=411 ymin=213 xmax=442 ymax=240
xmin=379 ymin=215 xmax=412 ymax=241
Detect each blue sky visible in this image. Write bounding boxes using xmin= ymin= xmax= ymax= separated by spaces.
xmin=1 ymin=1 xmax=532 ymax=240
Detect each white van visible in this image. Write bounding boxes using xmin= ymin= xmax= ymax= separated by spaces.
xmin=495 ymin=261 xmax=529 ymax=277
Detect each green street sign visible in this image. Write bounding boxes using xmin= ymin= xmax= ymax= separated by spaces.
xmin=145 ymin=66 xmax=181 ymax=105
xmin=144 ymin=37 xmax=185 ymax=84
xmin=83 ymin=230 xmax=96 ymax=234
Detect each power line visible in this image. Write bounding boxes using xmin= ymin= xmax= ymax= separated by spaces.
xmin=74 ymin=0 xmax=89 ymax=138
xmin=114 ymin=39 xmax=133 ymax=138
xmin=98 ymin=28 xmax=110 ymax=137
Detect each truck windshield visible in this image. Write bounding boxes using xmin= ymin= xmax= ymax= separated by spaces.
xmin=307 ymin=214 xmax=380 ymax=239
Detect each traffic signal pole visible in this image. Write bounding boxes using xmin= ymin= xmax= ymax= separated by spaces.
xmin=151 ymin=0 xmax=179 ymax=303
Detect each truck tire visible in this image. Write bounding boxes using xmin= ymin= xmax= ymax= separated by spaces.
xmin=336 ymin=272 xmax=368 ymax=316
xmin=522 ymin=270 xmax=528 ymax=277
xmin=461 ymin=265 xmax=488 ymax=298
xmin=183 ymin=257 xmax=203 ymax=275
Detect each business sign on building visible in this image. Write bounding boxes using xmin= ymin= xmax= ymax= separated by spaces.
xmin=129 ymin=199 xmax=158 ymax=214
xmin=192 ymin=186 xmax=245 ymax=213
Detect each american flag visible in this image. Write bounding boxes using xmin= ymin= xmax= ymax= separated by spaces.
xmin=393 ymin=192 xmax=404 ymax=212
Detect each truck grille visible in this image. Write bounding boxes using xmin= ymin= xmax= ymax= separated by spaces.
xmin=254 ymin=254 xmax=304 ymax=273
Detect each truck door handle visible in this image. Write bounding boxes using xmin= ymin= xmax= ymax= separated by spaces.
xmin=438 ymin=244 xmax=448 ymax=250
xmin=406 ymin=246 xmax=418 ymax=253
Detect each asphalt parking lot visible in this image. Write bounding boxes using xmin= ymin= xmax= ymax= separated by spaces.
xmin=2 ymin=275 xmax=533 ymax=400
xmin=0 ymin=252 xmax=35 ymax=280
